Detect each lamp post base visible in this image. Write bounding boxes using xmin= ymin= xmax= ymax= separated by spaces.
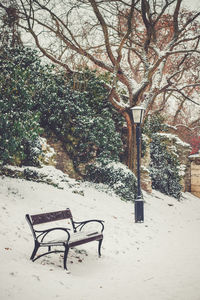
xmin=135 ymin=199 xmax=144 ymax=223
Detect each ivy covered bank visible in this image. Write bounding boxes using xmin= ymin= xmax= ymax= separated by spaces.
xmin=0 ymin=46 xmax=193 ymax=201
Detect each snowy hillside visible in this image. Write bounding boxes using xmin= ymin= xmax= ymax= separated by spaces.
xmin=0 ymin=171 xmax=200 ymax=300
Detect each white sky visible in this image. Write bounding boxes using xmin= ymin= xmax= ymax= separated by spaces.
xmin=183 ymin=0 xmax=200 ymax=10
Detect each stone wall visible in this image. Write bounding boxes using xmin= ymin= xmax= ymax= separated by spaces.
xmin=33 ymin=132 xmax=199 ymax=197
xmin=189 ymin=152 xmax=200 ymax=198
xmin=44 ymin=134 xmax=80 ymax=179
xmin=43 ymin=132 xmax=199 ymax=198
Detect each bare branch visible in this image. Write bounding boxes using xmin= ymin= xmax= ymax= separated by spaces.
xmin=88 ymin=0 xmax=116 ymax=65
xmin=167 ymin=88 xmax=200 ymax=106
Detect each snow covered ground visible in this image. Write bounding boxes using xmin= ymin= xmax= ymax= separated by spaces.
xmin=0 ymin=171 xmax=200 ymax=300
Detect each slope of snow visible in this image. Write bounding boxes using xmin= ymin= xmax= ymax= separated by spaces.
xmin=0 ymin=174 xmax=200 ymax=300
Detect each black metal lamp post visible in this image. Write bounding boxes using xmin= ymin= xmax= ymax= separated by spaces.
xmin=131 ymin=106 xmax=145 ymax=223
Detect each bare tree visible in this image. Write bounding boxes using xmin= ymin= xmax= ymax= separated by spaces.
xmin=1 ymin=0 xmax=200 ymax=169
xmin=0 ymin=0 xmax=22 ymax=47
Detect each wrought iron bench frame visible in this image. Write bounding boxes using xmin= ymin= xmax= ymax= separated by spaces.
xmin=26 ymin=208 xmax=104 ymax=270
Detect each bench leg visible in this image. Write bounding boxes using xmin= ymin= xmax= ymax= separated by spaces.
xmin=63 ymin=245 xmax=69 ymax=270
xmin=30 ymin=242 xmax=39 ymax=261
xmin=98 ymin=239 xmax=103 ymax=257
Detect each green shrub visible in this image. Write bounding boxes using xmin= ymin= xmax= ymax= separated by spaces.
xmin=85 ymin=159 xmax=137 ymax=201
xmin=0 ymin=46 xmax=124 ymax=168
xmin=143 ymin=113 xmax=168 ymax=138
xmin=0 ymin=46 xmax=44 ymax=165
xmin=143 ymin=113 xmax=182 ymax=199
xmin=22 ymin=138 xmax=43 ymax=167
xmin=36 ymin=69 xmax=124 ymax=168
xmin=150 ymin=134 xmax=182 ymax=199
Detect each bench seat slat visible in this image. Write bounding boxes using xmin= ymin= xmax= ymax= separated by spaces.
xmin=39 ymin=232 xmax=103 ymax=248
xmin=69 ymin=234 xmax=103 ymax=248
xmin=45 ymin=231 xmax=103 ymax=246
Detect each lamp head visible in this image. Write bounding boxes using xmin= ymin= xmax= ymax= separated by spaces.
xmin=131 ymin=106 xmax=145 ymax=124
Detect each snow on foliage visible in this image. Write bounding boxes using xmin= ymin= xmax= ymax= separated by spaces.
xmin=157 ymin=133 xmax=191 ymax=148
xmin=85 ymin=160 xmax=137 ymax=201
xmin=150 ymin=133 xmax=183 ymax=199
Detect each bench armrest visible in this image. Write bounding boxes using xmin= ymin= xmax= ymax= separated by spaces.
xmin=73 ymin=220 xmax=104 ymax=233
xmin=35 ymin=227 xmax=71 ymax=243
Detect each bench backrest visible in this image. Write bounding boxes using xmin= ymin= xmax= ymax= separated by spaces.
xmin=29 ymin=209 xmax=73 ymax=225
xmin=26 ymin=209 xmax=76 ymax=240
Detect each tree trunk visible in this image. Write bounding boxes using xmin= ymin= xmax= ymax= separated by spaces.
xmin=123 ymin=111 xmax=137 ymax=173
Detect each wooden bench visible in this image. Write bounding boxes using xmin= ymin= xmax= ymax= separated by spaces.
xmin=26 ymin=208 xmax=104 ymax=270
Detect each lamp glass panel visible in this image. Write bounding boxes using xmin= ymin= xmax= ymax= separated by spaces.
xmin=132 ymin=108 xmax=144 ymax=123
xmin=134 ymin=109 xmax=141 ymax=123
